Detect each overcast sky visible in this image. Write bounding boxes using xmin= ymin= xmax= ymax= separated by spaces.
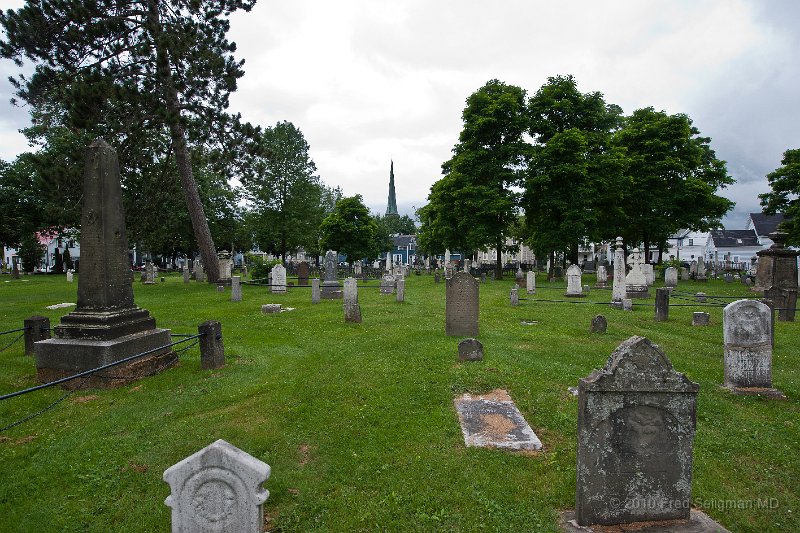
xmin=1 ymin=0 xmax=798 ymax=228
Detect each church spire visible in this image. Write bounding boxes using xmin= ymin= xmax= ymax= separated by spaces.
xmin=385 ymin=159 xmax=399 ymax=217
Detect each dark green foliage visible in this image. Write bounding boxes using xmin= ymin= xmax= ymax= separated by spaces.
xmin=373 ymin=214 xmax=417 ymax=256
xmin=241 ymin=121 xmax=326 ymax=263
xmin=760 ymin=148 xmax=800 ymax=245
xmin=62 ymin=248 xmax=73 ymax=271
xmin=613 ymin=107 xmax=734 ymax=260
xmin=245 ymin=254 xmax=281 ymax=281
xmin=17 ymin=232 xmax=43 ymax=272
xmin=419 ymin=80 xmax=528 ymax=278
xmin=319 ymin=195 xmax=378 ymax=263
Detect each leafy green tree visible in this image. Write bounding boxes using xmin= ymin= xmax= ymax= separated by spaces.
xmin=241 ymin=121 xmax=325 ymax=263
xmin=524 ymin=75 xmax=626 ymax=271
xmin=613 ymin=107 xmax=734 ymax=261
xmin=373 ymin=213 xmax=416 ymax=258
xmin=62 ymin=248 xmax=73 ymax=271
xmin=418 ymin=79 xmax=528 ymax=279
xmin=18 ymin=232 xmax=43 ymax=272
xmin=759 ymin=149 xmax=800 ymax=245
xmin=319 ymin=195 xmax=378 ymax=264
xmin=0 ymin=0 xmax=257 ymax=282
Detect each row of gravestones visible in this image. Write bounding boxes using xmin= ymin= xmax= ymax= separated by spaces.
xmin=162 ymin=334 xmax=739 ymax=532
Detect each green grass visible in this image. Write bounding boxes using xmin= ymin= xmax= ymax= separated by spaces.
xmin=0 ymin=273 xmax=797 ymax=532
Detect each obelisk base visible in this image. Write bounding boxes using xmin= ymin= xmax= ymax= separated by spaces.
xmin=35 ymin=328 xmax=176 ymax=390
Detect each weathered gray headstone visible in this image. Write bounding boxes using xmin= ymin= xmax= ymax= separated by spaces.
xmin=695 ymin=292 xmax=706 ymax=303
xmin=231 ymin=276 xmax=242 ymax=302
xmin=343 ymin=277 xmax=362 ymax=323
xmin=458 ymin=338 xmax=483 ymax=362
xmin=695 ymin=257 xmax=707 ymax=281
xmin=183 ymin=267 xmax=190 ymax=284
xmin=34 ymin=140 xmax=176 ymax=388
xmin=692 ymin=312 xmax=710 ymax=326
xmin=526 ymin=270 xmax=536 ymax=294
xmin=642 ymin=263 xmax=655 ymax=286
xmin=654 ymin=287 xmax=670 ymax=322
xmin=144 ymin=262 xmax=155 ymax=284
xmin=576 ymin=336 xmax=699 ymax=526
xmin=515 ymin=266 xmax=525 ymax=288
xmin=270 ymin=264 xmax=287 ymax=294
xmin=446 ymin=271 xmax=479 ymax=337
xmin=164 ymin=439 xmax=270 ymax=533
xmin=396 ymin=278 xmax=405 ymax=302
xmin=311 ymin=278 xmax=321 ymax=304
xmin=565 ymin=264 xmax=584 ymax=297
xmin=454 ymin=389 xmax=541 ymax=451
xmin=625 ymin=248 xmax=649 ymax=298
xmin=582 ymin=284 xmax=590 ymax=294
xmin=66 ymin=270 xmax=74 ymax=283
xmin=680 ymin=267 xmax=689 ymax=281
xmin=445 ymin=264 xmax=454 ymax=280
xmin=434 ymin=272 xmax=441 ymax=284
xmin=297 ymin=261 xmax=310 ymax=286
xmin=590 ymin=315 xmax=607 ymax=334
xmin=481 ymin=272 xmax=487 ymax=284
xmin=622 ymin=298 xmax=633 ymax=311
xmin=595 ymin=265 xmax=607 ymax=288
xmin=261 ymin=304 xmax=281 ymax=314
xmin=198 ymin=321 xmax=224 ymax=370
xmin=321 ymin=250 xmax=342 ymax=299
xmin=664 ymin=266 xmax=678 ymax=287
xmin=380 ymin=274 xmax=395 ymax=295
xmin=611 ymin=237 xmax=626 ymax=305
xmin=723 ymin=299 xmax=782 ymax=397
xmin=510 ymin=286 xmax=519 ymax=306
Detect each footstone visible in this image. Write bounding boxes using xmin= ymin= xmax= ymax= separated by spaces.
xmin=164 ymin=439 xmax=270 ymax=533
xmin=692 ymin=312 xmax=710 ymax=326
xmin=454 ymin=389 xmax=541 ymax=451
xmin=34 ymin=140 xmax=176 ymax=388
xmin=261 ymin=304 xmax=281 ymax=314
xmin=446 ymin=271 xmax=479 ymax=337
xmin=380 ymin=274 xmax=395 ymax=295
xmin=311 ymin=279 xmax=320 ymax=304
xmin=590 ymin=315 xmax=607 ymax=334
xmin=396 ymin=278 xmax=405 ymax=302
xmin=575 ymin=336 xmax=699 ymax=527
xmin=458 ymin=338 xmax=483 ymax=362
xmin=510 ymin=286 xmax=519 ymax=307
xmin=622 ymin=298 xmax=633 ymax=311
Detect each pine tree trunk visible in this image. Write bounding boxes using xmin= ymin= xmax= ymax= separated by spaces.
xmin=494 ymin=235 xmax=503 ymax=280
xmin=147 ymin=0 xmax=220 ymax=283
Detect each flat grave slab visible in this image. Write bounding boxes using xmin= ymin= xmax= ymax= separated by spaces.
xmin=453 ymin=389 xmax=542 ymax=451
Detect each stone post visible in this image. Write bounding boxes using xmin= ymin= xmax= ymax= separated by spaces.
xmin=343 ymin=277 xmax=362 ymax=323
xmin=396 ymin=278 xmax=405 ymax=302
xmin=24 ymin=315 xmax=51 ymax=356
xmin=654 ymin=287 xmax=670 ymax=322
xmin=510 ymin=286 xmax=519 ymax=306
xmin=198 ymin=321 xmax=224 ymax=370
xmin=611 ymin=236 xmax=626 ymax=305
xmin=311 ymin=278 xmax=321 ymax=304
xmin=231 ymin=276 xmax=242 ymax=302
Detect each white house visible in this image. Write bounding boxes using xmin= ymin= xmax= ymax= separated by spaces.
xmin=745 ymin=212 xmax=790 ymax=248
xmin=665 ymin=229 xmax=710 ymax=264
xmin=705 ymin=229 xmax=761 ymax=270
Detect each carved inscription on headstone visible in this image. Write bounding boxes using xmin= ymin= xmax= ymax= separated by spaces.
xmin=446 ymin=271 xmax=479 ymax=337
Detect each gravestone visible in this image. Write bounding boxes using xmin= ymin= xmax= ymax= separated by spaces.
xmin=654 ymin=287 xmax=670 ymax=322
xmin=216 ymin=285 xmax=224 ymax=292
xmin=446 ymin=271 xmax=479 ymax=337
xmin=754 ymin=232 xmax=799 ymax=292
xmin=396 ymin=278 xmax=405 ymax=302
xmin=642 ymin=263 xmax=655 ymax=286
xmin=385 ymin=253 xmax=391 ymax=273
xmin=695 ymin=292 xmax=706 ymax=303
xmin=66 ymin=270 xmax=74 ymax=283
xmin=183 ymin=267 xmax=190 ymax=284
xmin=454 ymin=389 xmax=541 ymax=451
xmin=575 ymin=336 xmax=699 ymax=526
xmin=664 ymin=266 xmax=678 ymax=287
xmin=270 ymin=264 xmax=287 ymax=294
xmin=463 ymin=259 xmax=471 ymax=272
xmin=196 ymin=263 xmax=205 ymax=283
xmin=144 ymin=262 xmax=155 ymax=284
xmin=695 ymin=257 xmax=707 ymax=281
xmin=723 ymin=299 xmax=782 ymax=397
xmin=481 ymin=272 xmax=487 ymax=284
xmin=595 ymin=265 xmax=607 ymax=288
xmin=510 ymin=286 xmax=519 ymax=306
xmin=34 ymin=140 xmax=176 ymax=388
xmin=241 ymin=265 xmax=248 ymax=279
xmin=163 ymin=439 xmax=270 ymax=533
xmin=625 ymin=249 xmax=649 ymax=298
xmin=218 ymin=251 xmax=233 ymax=280
xmin=311 ymin=279 xmax=320 ymax=304
xmin=565 ymin=264 xmax=584 ymax=297
xmin=515 ymin=266 xmax=524 ymax=288
xmin=297 ymin=261 xmax=310 ymax=286
xmin=261 ymin=304 xmax=281 ymax=314
xmin=692 ymin=312 xmax=710 ymax=326
xmin=590 ymin=315 xmax=607 ymax=334
xmin=680 ymin=267 xmax=689 ymax=281
xmin=526 ymin=270 xmax=535 ymax=294
xmin=458 ymin=338 xmax=483 ymax=362
xmin=321 ymin=250 xmax=342 ymax=299
xmin=343 ymin=277 xmax=362 ymax=323
xmin=434 ymin=272 xmax=441 ymax=284
xmin=622 ymin=298 xmax=633 ymax=311
xmin=583 ymin=284 xmax=590 ymax=294
xmin=231 ymin=276 xmax=242 ymax=302
xmin=380 ymin=274 xmax=395 ymax=295
xmin=611 ymin=237 xmax=626 ymax=305
xmin=445 ymin=264 xmax=454 ymax=280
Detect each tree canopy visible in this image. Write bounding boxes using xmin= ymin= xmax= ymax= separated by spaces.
xmin=319 ymin=195 xmax=378 ymax=264
xmin=0 ymin=0 xmax=258 ymax=281
xmin=760 ymin=148 xmax=800 ymax=245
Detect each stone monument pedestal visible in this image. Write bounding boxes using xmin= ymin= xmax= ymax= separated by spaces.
xmin=321 ymin=281 xmax=342 ymax=299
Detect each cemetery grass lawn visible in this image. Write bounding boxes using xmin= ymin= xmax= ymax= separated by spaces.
xmin=0 ymin=273 xmax=797 ymax=533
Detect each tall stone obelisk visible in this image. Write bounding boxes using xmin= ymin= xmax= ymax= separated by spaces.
xmin=34 ymin=140 xmax=177 ymax=388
